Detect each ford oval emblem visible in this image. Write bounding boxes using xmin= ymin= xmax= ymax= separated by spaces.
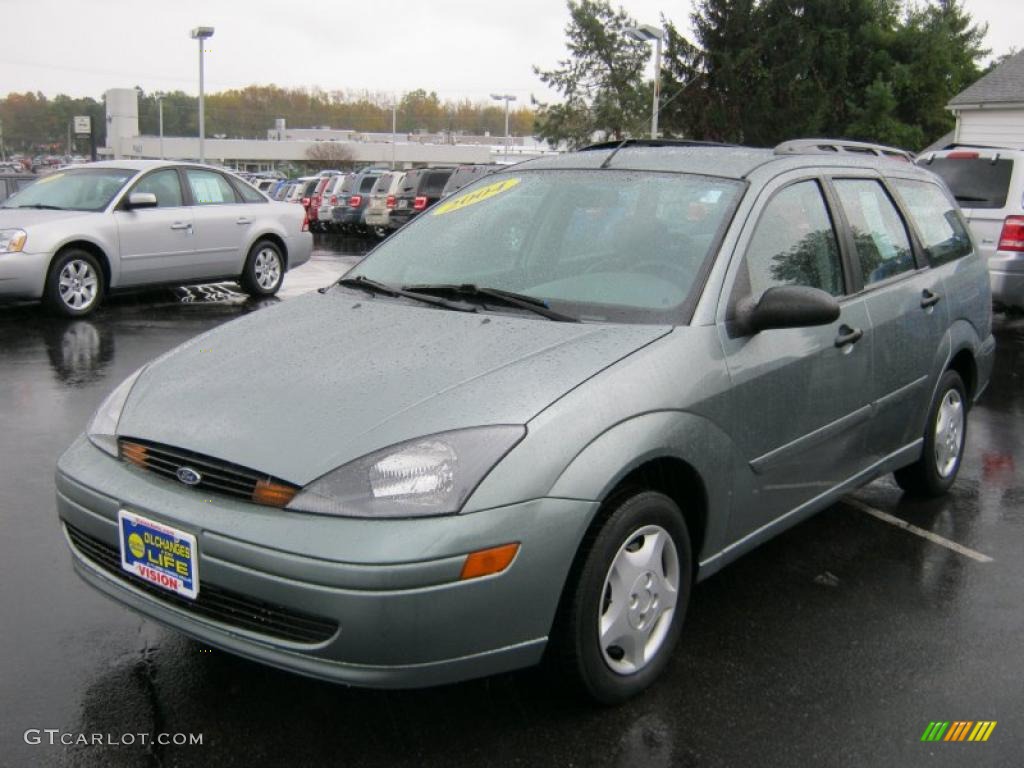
xmin=176 ymin=467 xmax=202 ymax=486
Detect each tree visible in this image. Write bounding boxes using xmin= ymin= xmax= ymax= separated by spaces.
xmin=533 ymin=1 xmax=651 ymax=148
xmin=304 ymin=141 xmax=354 ymax=171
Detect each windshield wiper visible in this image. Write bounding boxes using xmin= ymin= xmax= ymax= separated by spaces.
xmin=402 ymin=283 xmax=578 ymax=322
xmin=335 ymin=275 xmax=476 ymax=312
xmin=9 ymin=204 xmax=66 ymax=210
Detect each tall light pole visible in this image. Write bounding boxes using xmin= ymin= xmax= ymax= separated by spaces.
xmin=625 ymin=24 xmax=666 ymax=139
xmin=490 ymin=93 xmax=517 ymax=160
xmin=190 ymin=26 xmax=214 ymax=163
xmin=156 ymin=96 xmax=165 ymax=159
xmin=388 ymin=102 xmax=397 ymax=169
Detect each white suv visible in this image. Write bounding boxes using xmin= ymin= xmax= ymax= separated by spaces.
xmin=920 ymin=146 xmax=1024 ymax=311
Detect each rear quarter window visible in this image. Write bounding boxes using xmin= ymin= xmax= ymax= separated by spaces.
xmin=891 ymin=178 xmax=972 ymax=266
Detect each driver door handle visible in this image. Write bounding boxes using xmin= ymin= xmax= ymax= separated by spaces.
xmin=921 ymin=289 xmax=942 ymax=308
xmin=169 ymin=222 xmax=191 ymax=231
xmin=236 ymin=217 xmax=252 ymax=225
xmin=834 ymin=325 xmax=863 ymax=347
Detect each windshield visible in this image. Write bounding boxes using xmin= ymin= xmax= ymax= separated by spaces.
xmin=1 ymin=167 xmax=135 ymax=211
xmin=346 ymin=169 xmax=743 ymax=324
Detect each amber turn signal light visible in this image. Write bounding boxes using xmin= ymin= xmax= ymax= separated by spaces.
xmin=252 ymin=479 xmax=298 ymax=508
xmin=460 ymin=543 xmax=520 ymax=580
xmin=120 ymin=441 xmax=149 ymax=468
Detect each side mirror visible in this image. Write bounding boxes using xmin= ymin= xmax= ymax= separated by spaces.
xmin=734 ymin=285 xmax=840 ymax=336
xmin=126 ymin=192 xmax=158 ymax=209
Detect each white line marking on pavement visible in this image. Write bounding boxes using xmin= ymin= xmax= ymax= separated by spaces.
xmin=843 ymin=498 xmax=994 ymax=563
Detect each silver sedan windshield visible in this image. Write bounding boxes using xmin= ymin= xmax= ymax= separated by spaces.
xmin=2 ymin=168 xmax=135 ymax=212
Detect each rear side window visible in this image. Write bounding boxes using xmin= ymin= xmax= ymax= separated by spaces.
xmin=742 ymin=180 xmax=844 ymax=298
xmin=233 ymin=179 xmax=267 ymax=204
xmin=132 ymin=169 xmax=183 ymax=207
xmin=371 ymin=173 xmax=394 ymax=193
xmin=424 ymin=171 xmax=453 ymax=196
xmin=833 ymin=179 xmax=915 ymax=286
xmin=186 ymin=169 xmax=239 ymax=205
xmin=925 ymin=157 xmax=1013 ymax=209
xmin=891 ymin=179 xmax=972 ymax=266
xmin=359 ymin=176 xmax=378 ymax=193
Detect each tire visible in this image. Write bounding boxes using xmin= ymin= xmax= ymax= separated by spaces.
xmin=551 ymin=490 xmax=692 ymax=704
xmin=44 ymin=248 xmax=104 ymax=317
xmin=894 ymin=369 xmax=967 ymax=497
xmin=240 ymin=239 xmax=284 ymax=297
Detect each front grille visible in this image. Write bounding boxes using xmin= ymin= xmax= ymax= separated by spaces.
xmin=118 ymin=438 xmax=299 ymax=508
xmin=66 ymin=524 xmax=338 ymax=645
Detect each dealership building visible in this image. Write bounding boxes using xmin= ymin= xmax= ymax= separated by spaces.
xmin=100 ymin=88 xmax=552 ymax=171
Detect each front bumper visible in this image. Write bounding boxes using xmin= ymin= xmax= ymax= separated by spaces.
xmin=0 ymin=249 xmax=51 ymax=300
xmin=56 ymin=436 xmax=597 ymax=688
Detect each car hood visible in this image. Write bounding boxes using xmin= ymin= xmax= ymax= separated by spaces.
xmin=0 ymin=207 xmax=93 ymax=229
xmin=117 ymin=291 xmax=671 ymax=485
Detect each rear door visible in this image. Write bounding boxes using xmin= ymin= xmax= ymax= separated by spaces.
xmin=828 ymin=175 xmax=950 ymax=462
xmin=183 ymin=167 xmax=252 ymax=278
xmin=719 ymin=175 xmax=874 ymax=536
xmin=114 ymin=168 xmax=196 ymax=286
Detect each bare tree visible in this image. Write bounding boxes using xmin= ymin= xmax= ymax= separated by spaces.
xmin=304 ymin=141 xmax=353 ymax=170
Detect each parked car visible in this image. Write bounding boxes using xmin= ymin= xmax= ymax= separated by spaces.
xmin=56 ymin=140 xmax=992 ymax=704
xmin=364 ymin=171 xmax=406 ymax=238
xmin=0 ymin=160 xmax=312 ymax=316
xmin=440 ymin=164 xmax=502 ymax=198
xmin=285 ymin=179 xmax=311 ymax=203
xmin=388 ymin=167 xmax=456 ymax=230
xmin=919 ymin=146 xmax=1024 ymax=311
xmin=332 ymin=169 xmax=386 ymax=234
xmin=306 ymin=177 xmax=334 ymax=232
xmin=0 ymin=172 xmax=37 ymax=204
xmin=315 ymin=174 xmax=349 ymax=232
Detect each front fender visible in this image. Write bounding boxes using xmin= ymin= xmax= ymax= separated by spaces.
xmin=545 ymin=411 xmax=743 ymax=568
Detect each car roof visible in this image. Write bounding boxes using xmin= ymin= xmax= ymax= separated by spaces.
xmin=511 ymin=143 xmax=926 ymax=181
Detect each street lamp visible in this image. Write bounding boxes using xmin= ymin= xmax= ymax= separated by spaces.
xmin=490 ymin=93 xmax=517 ymax=160
xmin=625 ymin=24 xmax=666 ymax=139
xmin=190 ymin=26 xmax=214 ymax=163
xmin=156 ymin=95 xmax=165 ymax=159
xmin=387 ymin=101 xmax=397 ymax=169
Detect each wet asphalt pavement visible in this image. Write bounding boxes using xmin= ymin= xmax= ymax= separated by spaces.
xmin=1 ymin=237 xmax=1022 ymax=767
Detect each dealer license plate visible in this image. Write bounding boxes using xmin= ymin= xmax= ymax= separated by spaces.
xmin=118 ymin=510 xmax=199 ymax=599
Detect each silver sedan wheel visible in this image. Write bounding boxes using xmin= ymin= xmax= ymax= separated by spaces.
xmin=934 ymin=388 xmax=964 ymax=478
xmin=253 ymin=248 xmax=282 ymax=290
xmin=58 ymin=259 xmax=99 ymax=310
xmin=599 ymin=524 xmax=680 ymax=675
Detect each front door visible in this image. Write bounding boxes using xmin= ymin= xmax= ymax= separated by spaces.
xmin=719 ymin=177 xmax=874 ymax=539
xmin=183 ymin=167 xmax=251 ymax=279
xmin=114 ymin=168 xmax=195 ymax=287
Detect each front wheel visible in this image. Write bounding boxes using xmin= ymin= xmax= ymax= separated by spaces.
xmin=551 ymin=490 xmax=692 ymax=704
xmin=44 ymin=249 xmax=104 ymax=317
xmin=240 ymin=239 xmax=284 ymax=297
xmin=894 ymin=369 xmax=967 ymax=497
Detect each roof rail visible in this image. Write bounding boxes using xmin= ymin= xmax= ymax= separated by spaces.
xmin=580 ymin=138 xmax=738 ymax=152
xmin=773 ymin=139 xmax=915 ymax=162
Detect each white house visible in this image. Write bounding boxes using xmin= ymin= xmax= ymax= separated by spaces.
xmin=947 ymin=50 xmax=1024 ymax=150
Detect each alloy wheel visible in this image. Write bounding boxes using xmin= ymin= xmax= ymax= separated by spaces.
xmin=58 ymin=259 xmax=99 ymax=311
xmin=934 ymin=388 xmax=964 ymax=478
xmin=254 ymin=248 xmax=282 ymax=290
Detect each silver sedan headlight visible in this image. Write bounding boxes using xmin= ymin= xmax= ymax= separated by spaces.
xmin=87 ymin=367 xmax=145 ymax=456
xmin=0 ymin=229 xmax=27 ymax=253
xmin=287 ymin=426 xmax=526 ymax=518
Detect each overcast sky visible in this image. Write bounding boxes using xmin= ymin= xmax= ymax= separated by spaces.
xmin=2 ymin=0 xmax=1020 ymax=105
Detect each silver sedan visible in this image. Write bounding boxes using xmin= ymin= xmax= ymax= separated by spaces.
xmin=0 ymin=160 xmax=312 ymax=316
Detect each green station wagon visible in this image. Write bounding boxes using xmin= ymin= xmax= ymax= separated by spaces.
xmin=57 ymin=139 xmax=994 ymax=703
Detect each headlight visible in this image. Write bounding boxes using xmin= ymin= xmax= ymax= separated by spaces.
xmin=0 ymin=229 xmax=27 ymax=253
xmin=287 ymin=425 xmax=526 ymax=518
xmin=87 ymin=367 xmax=146 ymax=456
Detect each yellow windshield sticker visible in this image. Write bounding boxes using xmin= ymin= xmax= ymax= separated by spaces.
xmin=432 ymin=177 xmax=520 ymax=216
xmin=36 ymin=173 xmax=64 ymax=184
